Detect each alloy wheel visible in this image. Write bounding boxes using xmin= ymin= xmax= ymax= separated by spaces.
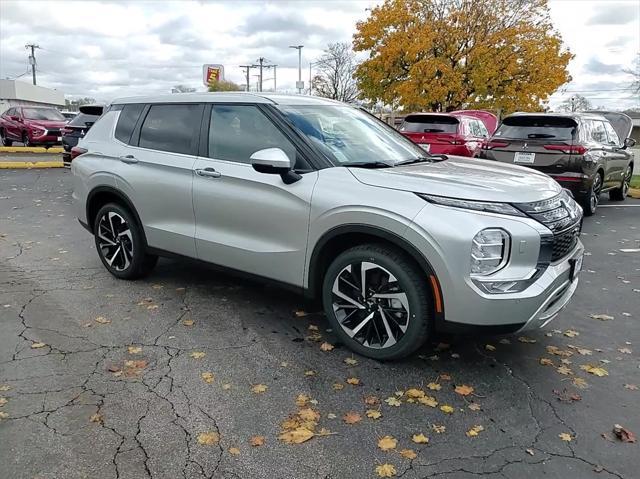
xmin=590 ymin=174 xmax=602 ymax=212
xmin=622 ymin=167 xmax=631 ymax=197
xmin=331 ymin=262 xmax=410 ymax=349
xmin=97 ymin=211 xmax=134 ymax=272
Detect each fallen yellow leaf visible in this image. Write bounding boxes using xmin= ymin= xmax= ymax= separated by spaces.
xmin=399 ymin=449 xmax=417 ymax=459
xmin=251 ymin=384 xmax=268 ymax=394
xmin=466 ymin=425 xmax=484 ymax=437
xmin=128 ymin=346 xmax=142 ymax=354
xmin=539 ymin=358 xmax=554 ymax=366
xmin=364 ymin=395 xmax=379 ymax=405
xmin=182 ymin=319 xmax=194 ymax=326
xmin=320 ymin=342 xmax=334 ymax=351
xmin=427 ymin=382 xmax=441 ymax=391
xmin=406 ymin=388 xmax=425 ymax=398
xmin=222 ymin=383 xmax=232 ymax=390
xmin=385 ymin=397 xmax=401 ymax=407
xmin=412 ymin=433 xmax=429 ymax=444
xmin=580 ymin=364 xmax=608 ymax=376
xmin=346 ymin=377 xmax=360 ymax=385
xmin=197 ymin=432 xmax=220 ymax=445
xmin=375 ymin=463 xmax=397 ymax=477
xmin=572 ymin=377 xmax=588 ymax=389
xmin=190 ymin=351 xmax=206 ymax=359
xmin=378 ymin=435 xmax=398 ymax=451
xmin=304 ymin=370 xmax=316 ymax=377
xmin=332 ymin=382 xmax=344 ymax=391
xmin=432 ymin=424 xmax=446 ymax=433
xmin=90 ymin=413 xmax=103 ymax=424
xmin=279 ymin=427 xmax=314 ymax=444
xmin=201 ymin=372 xmax=214 ymax=383
xmin=518 ymin=336 xmax=536 ymax=344
xmin=30 ymin=342 xmax=46 ymax=349
xmin=295 ymin=394 xmax=310 ymax=407
xmin=0 ymin=397 xmax=8 ymax=407
xmin=366 ymin=409 xmax=382 ymax=419
xmin=558 ymin=432 xmax=573 ymax=442
xmin=468 ymin=402 xmax=481 ymax=411
xmin=228 ymin=447 xmax=240 ymax=455
xmin=298 ymin=408 xmax=320 ymax=422
xmin=440 ymin=405 xmax=454 ymax=414
xmin=0 ymin=411 xmax=8 ymax=419
xmin=249 ymin=436 xmax=265 ymax=446
xmin=417 ymin=396 xmax=438 ymax=408
xmin=0 ymin=385 xmax=10 ymax=392
xmin=563 ymin=329 xmax=579 ymax=338
xmin=95 ymin=316 xmax=111 ymax=324
xmin=343 ymin=412 xmax=362 ymax=424
xmin=454 ymin=385 xmax=474 ymax=396
xmin=344 ymin=357 xmax=358 ymax=365
xmin=590 ymin=314 xmax=614 ymax=321
xmin=556 ymin=365 xmax=573 ymax=376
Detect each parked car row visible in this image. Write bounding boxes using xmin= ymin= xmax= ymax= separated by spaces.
xmin=399 ymin=110 xmax=635 ymax=215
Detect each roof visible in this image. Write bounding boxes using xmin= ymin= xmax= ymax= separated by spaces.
xmin=112 ymin=92 xmax=344 ymax=106
xmin=507 ymin=111 xmax=606 ymax=121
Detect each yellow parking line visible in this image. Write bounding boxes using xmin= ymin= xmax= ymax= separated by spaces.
xmin=0 ymin=147 xmax=64 ymax=153
xmin=0 ymin=161 xmax=64 ymax=169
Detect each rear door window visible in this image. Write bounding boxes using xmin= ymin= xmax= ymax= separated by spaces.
xmin=115 ymin=104 xmax=145 ymax=144
xmin=399 ymin=115 xmax=459 ymax=133
xmin=495 ymin=116 xmax=576 ymax=141
xmin=138 ymin=104 xmax=202 ymax=155
xmin=588 ymin=120 xmax=608 ymax=144
xmin=208 ymin=104 xmax=299 ymax=166
xmin=603 ymin=121 xmax=620 ymax=146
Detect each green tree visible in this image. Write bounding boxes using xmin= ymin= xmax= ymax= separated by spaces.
xmin=208 ymin=80 xmax=242 ymax=92
xmin=353 ymin=0 xmax=573 ymax=113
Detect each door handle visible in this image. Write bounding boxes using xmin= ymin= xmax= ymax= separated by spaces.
xmin=119 ymin=155 xmax=138 ymax=164
xmin=195 ymin=167 xmax=221 ymax=178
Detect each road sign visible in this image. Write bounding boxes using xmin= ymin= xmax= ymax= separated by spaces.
xmin=203 ymin=64 xmax=225 ymax=86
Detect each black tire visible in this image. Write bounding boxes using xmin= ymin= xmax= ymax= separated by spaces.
xmin=0 ymin=129 xmax=12 ymax=146
xmin=580 ymin=172 xmax=602 ymax=216
xmin=93 ymin=203 xmax=157 ymax=280
xmin=21 ymin=132 xmax=32 ymax=147
xmin=322 ymin=243 xmax=432 ymax=360
xmin=609 ymin=165 xmax=632 ymax=201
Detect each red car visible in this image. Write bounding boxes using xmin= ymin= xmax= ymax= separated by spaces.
xmin=399 ymin=110 xmax=498 ymax=157
xmin=0 ymin=106 xmax=67 ymax=147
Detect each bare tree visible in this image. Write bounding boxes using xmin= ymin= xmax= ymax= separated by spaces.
xmin=172 ymin=84 xmax=196 ymax=93
xmin=559 ymin=94 xmax=592 ymax=112
xmin=623 ymin=54 xmax=639 ymax=95
xmin=313 ymin=43 xmax=359 ymax=103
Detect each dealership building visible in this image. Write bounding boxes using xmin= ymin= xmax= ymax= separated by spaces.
xmin=0 ymin=79 xmax=65 ymax=114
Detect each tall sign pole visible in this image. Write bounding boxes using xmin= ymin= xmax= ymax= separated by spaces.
xmin=289 ymin=45 xmax=304 ymax=94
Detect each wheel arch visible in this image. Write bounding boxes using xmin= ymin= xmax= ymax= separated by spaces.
xmin=86 ymin=186 xmax=147 ymax=245
xmin=307 ymin=224 xmax=444 ymax=319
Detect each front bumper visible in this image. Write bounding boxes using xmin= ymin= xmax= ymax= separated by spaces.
xmin=405 ymin=201 xmax=583 ymax=333
xmin=29 ymin=132 xmax=62 ymax=145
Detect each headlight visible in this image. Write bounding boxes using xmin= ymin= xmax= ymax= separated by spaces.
xmin=471 ymin=228 xmax=509 ymax=276
xmin=418 ymin=194 xmax=526 ymax=217
xmin=32 ymin=128 xmax=46 ymax=136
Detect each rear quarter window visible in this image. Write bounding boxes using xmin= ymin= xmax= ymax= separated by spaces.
xmin=115 ymin=104 xmax=145 ymax=144
xmin=495 ymin=116 xmax=576 ymax=141
xmin=400 ymin=115 xmax=459 ymax=133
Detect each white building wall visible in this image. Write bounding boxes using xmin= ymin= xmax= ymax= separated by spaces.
xmin=0 ymin=80 xmax=65 ymax=114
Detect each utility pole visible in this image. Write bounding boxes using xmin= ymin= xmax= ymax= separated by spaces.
xmin=239 ymin=65 xmax=252 ymax=92
xmin=255 ymin=57 xmax=265 ymax=92
xmin=289 ymin=45 xmax=304 ymax=94
xmin=25 ymin=43 xmax=40 ymax=85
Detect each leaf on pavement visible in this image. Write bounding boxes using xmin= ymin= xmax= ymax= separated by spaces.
xmin=590 ymin=314 xmax=614 ymax=321
xmin=618 ymin=347 xmax=632 ymax=354
xmin=375 ymin=463 xmax=397 ymax=477
xmin=90 ymin=413 xmax=103 ymax=424
xmin=346 ymin=377 xmax=361 ymax=385
xmin=366 ymin=409 xmax=382 ymax=419
xmin=298 ymin=408 xmax=320 ymax=422
xmin=364 ymin=395 xmax=379 ymax=405
xmin=418 ymin=396 xmax=438 ymax=408
xmin=190 ymin=351 xmax=206 ymax=359
xmin=127 ymin=346 xmax=142 ymax=354
xmin=431 ymin=424 xmax=446 ymax=434
xmin=624 ymin=384 xmax=638 ymax=390
xmin=378 ymin=435 xmax=397 ymax=451
xmin=332 ymin=382 xmax=344 ymax=390
xmin=250 ymin=435 xmax=265 ymax=447
xmin=31 ymin=342 xmax=47 ymax=349
xmin=251 ymin=384 xmax=268 ymax=394
xmin=613 ymin=424 xmax=636 ymax=443
xmin=572 ymin=377 xmax=588 ymax=389
xmin=399 ymin=448 xmax=417 ymax=459
xmin=558 ymin=432 xmax=573 ymax=442
xmin=228 ymin=447 xmax=240 ymax=455
xmin=320 ymin=342 xmax=334 ymax=351
xmin=0 ymin=411 xmax=8 ymax=419
xmin=279 ymin=427 xmax=314 ymax=444
xmin=197 ymin=432 xmax=220 ymax=445
xmin=0 ymin=385 xmax=10 ymax=392
xmin=344 ymin=357 xmax=358 ymax=365
xmin=412 ymin=433 xmax=429 ymax=444
xmin=539 ymin=358 xmax=554 ymax=366
xmin=556 ymin=365 xmax=573 ymax=376
xmin=304 ymin=370 xmax=316 ymax=377
xmin=343 ymin=412 xmax=362 ymax=424
xmin=201 ymin=372 xmax=214 ymax=384
xmin=384 ymin=397 xmax=401 ymax=407
xmin=182 ymin=319 xmax=194 ymax=326
xmin=468 ymin=402 xmax=481 ymax=411
xmin=0 ymin=397 xmax=8 ymax=407
xmin=294 ymin=310 xmax=308 ymax=317
xmin=454 ymin=384 xmax=474 ymax=396
xmin=406 ymin=388 xmax=425 ymax=399
xmin=518 ymin=336 xmax=536 ymax=344
xmin=295 ymin=394 xmax=310 ymax=407
xmin=580 ymin=364 xmax=608 ymax=376
xmin=485 ymin=344 xmax=496 ymax=351
xmin=440 ymin=405 xmax=454 ymax=414
xmin=94 ymin=316 xmax=111 ymax=324
xmin=466 ymin=425 xmax=484 ymax=437
xmin=563 ymin=329 xmax=579 ymax=338
xmin=427 ymin=382 xmax=441 ymax=391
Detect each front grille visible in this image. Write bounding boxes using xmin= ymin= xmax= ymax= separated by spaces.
xmin=47 ymin=129 xmax=61 ymax=136
xmin=552 ymin=223 xmax=581 ymax=261
xmin=516 ymin=190 xmax=583 ymax=262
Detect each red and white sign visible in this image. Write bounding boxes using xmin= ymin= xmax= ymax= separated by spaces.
xmin=203 ymin=64 xmax=225 ymax=86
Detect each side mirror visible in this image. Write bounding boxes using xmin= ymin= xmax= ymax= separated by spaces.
xmin=623 ymin=137 xmax=636 ymax=149
xmin=250 ymin=148 xmax=301 ymax=184
xmin=10 ymin=115 xmax=20 ymax=121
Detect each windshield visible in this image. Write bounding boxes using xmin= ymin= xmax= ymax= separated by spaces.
xmin=400 ymin=115 xmax=459 ymax=133
xmin=278 ymin=105 xmax=427 ymax=166
xmin=22 ymin=108 xmax=66 ymax=121
xmin=495 ymin=116 xmax=576 ymax=141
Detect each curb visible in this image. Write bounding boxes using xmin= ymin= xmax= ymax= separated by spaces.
xmin=0 ymin=147 xmax=64 ymax=153
xmin=0 ymin=161 xmax=64 ymax=169
xmin=629 ymin=188 xmax=640 ymax=199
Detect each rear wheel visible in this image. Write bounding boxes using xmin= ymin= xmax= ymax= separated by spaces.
xmin=609 ymin=165 xmax=632 ymax=201
xmin=0 ymin=129 xmax=12 ymax=146
xmin=93 ymin=203 xmax=157 ymax=279
xmin=581 ymin=173 xmax=602 ymax=216
xmin=322 ymin=244 xmax=431 ymax=360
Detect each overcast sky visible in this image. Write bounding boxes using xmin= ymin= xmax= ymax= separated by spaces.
xmin=0 ymin=0 xmax=638 ymax=111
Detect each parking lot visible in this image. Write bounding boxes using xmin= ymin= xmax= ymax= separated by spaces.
xmin=0 ymin=168 xmax=638 ymax=479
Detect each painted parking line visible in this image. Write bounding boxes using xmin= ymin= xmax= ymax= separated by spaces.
xmin=0 ymin=161 xmax=64 ymax=169
xmin=597 ymin=204 xmax=640 ymax=207
xmin=0 ymin=147 xmax=64 ymax=153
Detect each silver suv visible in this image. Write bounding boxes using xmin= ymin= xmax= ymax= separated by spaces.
xmin=72 ymin=93 xmax=584 ymax=360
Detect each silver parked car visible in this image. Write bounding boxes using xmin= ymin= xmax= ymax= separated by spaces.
xmin=72 ymin=93 xmax=584 ymax=360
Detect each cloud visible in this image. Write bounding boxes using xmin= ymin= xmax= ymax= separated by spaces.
xmin=583 ymin=58 xmax=624 ymax=75
xmin=587 ymin=3 xmax=639 ymax=25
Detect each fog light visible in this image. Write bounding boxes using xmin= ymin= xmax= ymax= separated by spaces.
xmin=471 ymin=229 xmax=509 ymax=276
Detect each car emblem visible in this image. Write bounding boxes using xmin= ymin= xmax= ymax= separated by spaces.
xmin=522 ymin=143 xmax=528 ymax=150
xmin=81 ymin=130 xmax=85 ymax=137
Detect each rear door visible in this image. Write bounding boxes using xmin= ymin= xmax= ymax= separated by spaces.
xmin=483 ymin=115 xmax=578 ymax=174
xmin=602 ymin=120 xmax=627 ymax=186
xmin=192 ymin=103 xmax=317 ymax=287
xmin=113 ymin=102 xmax=203 ymax=258
xmin=5 ymin=108 xmax=21 ymax=139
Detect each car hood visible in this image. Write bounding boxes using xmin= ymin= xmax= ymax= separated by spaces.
xmin=348 ymin=156 xmax=562 ymax=203
xmin=28 ymin=120 xmax=67 ymax=129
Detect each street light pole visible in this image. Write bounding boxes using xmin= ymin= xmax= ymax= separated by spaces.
xmin=289 ymin=45 xmax=304 ymax=94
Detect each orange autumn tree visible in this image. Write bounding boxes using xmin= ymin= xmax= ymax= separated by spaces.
xmin=353 ymin=0 xmax=573 ymax=113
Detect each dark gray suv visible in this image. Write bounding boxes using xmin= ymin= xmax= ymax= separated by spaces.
xmin=479 ymin=111 xmax=635 ymax=215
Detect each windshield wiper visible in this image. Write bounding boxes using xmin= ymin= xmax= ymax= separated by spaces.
xmin=346 ymin=161 xmax=394 ymax=169
xmin=396 ymin=155 xmax=446 ymax=166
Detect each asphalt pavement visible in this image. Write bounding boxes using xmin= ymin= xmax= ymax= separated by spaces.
xmin=0 ymin=169 xmax=638 ymax=479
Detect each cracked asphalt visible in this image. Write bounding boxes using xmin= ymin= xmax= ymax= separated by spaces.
xmin=1 ymin=168 xmax=638 ymax=479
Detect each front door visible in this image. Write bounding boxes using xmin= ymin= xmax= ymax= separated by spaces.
xmin=192 ymin=104 xmax=317 ymax=287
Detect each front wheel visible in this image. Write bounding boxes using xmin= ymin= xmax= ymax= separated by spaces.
xmin=21 ymin=132 xmax=32 ymax=147
xmin=93 ymin=203 xmax=157 ymax=279
xmin=580 ymin=173 xmax=602 ymax=216
xmin=0 ymin=129 xmax=12 ymax=146
xmin=322 ymin=244 xmax=432 ymax=360
xmin=609 ymin=166 xmax=632 ymax=201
